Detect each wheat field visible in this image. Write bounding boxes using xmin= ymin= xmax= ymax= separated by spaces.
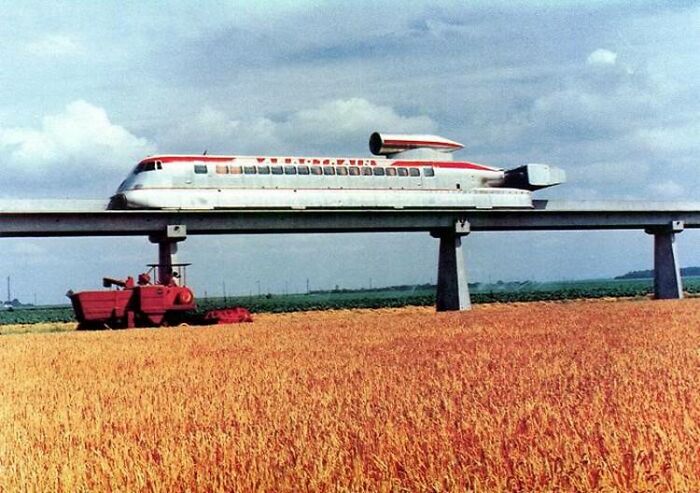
xmin=1 ymin=299 xmax=700 ymax=491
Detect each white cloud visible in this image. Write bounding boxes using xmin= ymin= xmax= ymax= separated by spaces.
xmin=161 ymin=98 xmax=437 ymax=155
xmin=0 ymin=100 xmax=155 ymax=185
xmin=527 ymin=88 xmax=629 ymax=141
xmin=587 ymin=48 xmax=617 ymax=66
xmin=280 ymin=98 xmax=436 ymax=145
xmin=164 ymin=106 xmax=280 ymax=155
xmin=631 ymin=122 xmax=700 ymax=155
xmin=25 ymin=34 xmax=83 ymax=57
xmin=0 ymin=100 xmax=154 ymax=170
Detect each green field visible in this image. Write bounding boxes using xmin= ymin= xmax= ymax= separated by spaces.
xmin=3 ymin=276 xmax=698 ymax=326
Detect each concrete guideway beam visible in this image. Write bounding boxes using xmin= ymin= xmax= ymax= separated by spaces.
xmin=431 ymin=220 xmax=471 ymax=312
xmin=149 ymin=225 xmax=187 ymax=284
xmin=645 ymin=221 xmax=684 ymax=300
xmin=4 ymin=202 xmax=700 ymax=236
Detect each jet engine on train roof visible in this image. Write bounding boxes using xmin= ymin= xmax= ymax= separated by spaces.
xmin=369 ymin=132 xmax=464 ymax=159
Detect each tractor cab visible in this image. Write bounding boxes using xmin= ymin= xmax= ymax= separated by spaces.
xmin=148 ymin=262 xmax=190 ymax=287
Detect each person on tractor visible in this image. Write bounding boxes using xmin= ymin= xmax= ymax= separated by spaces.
xmin=137 ymin=272 xmax=151 ymax=286
xmin=168 ymin=271 xmax=180 ymax=287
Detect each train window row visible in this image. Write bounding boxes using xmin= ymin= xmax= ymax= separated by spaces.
xmin=210 ymin=164 xmax=435 ymax=177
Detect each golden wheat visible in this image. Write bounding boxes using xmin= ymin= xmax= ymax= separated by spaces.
xmin=1 ymin=300 xmax=699 ymax=491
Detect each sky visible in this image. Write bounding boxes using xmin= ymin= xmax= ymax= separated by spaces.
xmin=1 ymin=0 xmax=699 ymax=304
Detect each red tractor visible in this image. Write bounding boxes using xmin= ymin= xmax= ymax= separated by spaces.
xmin=69 ymin=263 xmax=253 ymax=329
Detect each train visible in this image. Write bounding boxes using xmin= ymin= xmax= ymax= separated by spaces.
xmin=107 ymin=132 xmax=565 ymax=210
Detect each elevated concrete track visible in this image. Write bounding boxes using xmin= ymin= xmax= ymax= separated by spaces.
xmin=0 ymin=199 xmax=698 ymax=310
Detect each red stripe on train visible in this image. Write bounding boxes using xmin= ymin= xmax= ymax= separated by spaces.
xmin=145 ymin=156 xmax=236 ymax=164
xmin=391 ymin=161 xmax=497 ymax=171
xmin=148 ymin=156 xmax=496 ymax=171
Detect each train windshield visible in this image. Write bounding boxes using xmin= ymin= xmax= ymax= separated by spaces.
xmin=134 ymin=161 xmax=162 ymax=174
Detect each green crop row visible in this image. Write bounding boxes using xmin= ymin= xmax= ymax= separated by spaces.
xmin=0 ymin=307 xmax=75 ymax=325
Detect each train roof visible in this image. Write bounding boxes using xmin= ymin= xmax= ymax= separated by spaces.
xmin=138 ymin=155 xmax=501 ymax=172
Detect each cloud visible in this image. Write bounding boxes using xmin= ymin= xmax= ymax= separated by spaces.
xmin=25 ymin=34 xmax=83 ymax=57
xmin=570 ymin=160 xmax=650 ymax=186
xmin=630 ymin=122 xmax=700 ymax=155
xmin=162 ymin=106 xmax=280 ymax=155
xmin=161 ymin=98 xmax=437 ymax=155
xmin=281 ymin=98 xmax=436 ymax=145
xmin=587 ymin=48 xmax=617 ymax=66
xmin=0 ymin=100 xmax=154 ymax=196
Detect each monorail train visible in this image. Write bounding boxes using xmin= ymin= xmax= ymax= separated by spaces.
xmin=108 ymin=132 xmax=565 ymax=210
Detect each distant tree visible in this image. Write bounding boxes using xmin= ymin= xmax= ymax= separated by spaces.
xmin=615 ymin=267 xmax=700 ymax=279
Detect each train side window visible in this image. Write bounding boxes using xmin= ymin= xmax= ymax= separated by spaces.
xmin=257 ymin=165 xmax=270 ymax=174
xmin=323 ymin=166 xmax=335 ymax=175
xmin=409 ymin=168 xmax=420 ymax=177
xmin=243 ymin=166 xmax=257 ymax=174
xmin=423 ymin=167 xmax=435 ymax=177
xmin=284 ymin=166 xmax=297 ymax=175
xmin=229 ymin=165 xmax=242 ymax=174
xmin=362 ymin=167 xmax=373 ymax=176
xmin=336 ymin=166 xmax=348 ymax=176
xmin=298 ymin=165 xmax=310 ymax=175
xmin=386 ymin=167 xmax=397 ymax=176
xmin=348 ymin=166 xmax=360 ymax=176
xmin=372 ymin=167 xmax=385 ymax=176
xmin=155 ymin=161 xmax=162 ymax=170
xmin=311 ymin=166 xmax=322 ymax=175
xmin=397 ymin=167 xmax=408 ymax=177
xmin=216 ymin=164 xmax=229 ymax=174
xmin=194 ymin=164 xmax=208 ymax=174
xmin=271 ymin=166 xmax=283 ymax=175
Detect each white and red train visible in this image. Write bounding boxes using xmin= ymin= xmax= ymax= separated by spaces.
xmin=108 ymin=133 xmax=565 ymax=210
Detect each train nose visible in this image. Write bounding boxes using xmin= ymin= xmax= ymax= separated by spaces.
xmin=108 ymin=193 xmax=128 ymax=210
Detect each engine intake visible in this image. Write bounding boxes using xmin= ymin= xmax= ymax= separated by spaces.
xmin=369 ymin=132 xmax=464 ymax=156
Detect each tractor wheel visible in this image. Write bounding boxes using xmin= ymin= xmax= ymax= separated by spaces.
xmin=176 ymin=288 xmax=194 ymax=305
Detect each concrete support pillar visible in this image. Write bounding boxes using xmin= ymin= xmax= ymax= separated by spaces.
xmin=149 ymin=225 xmax=187 ymax=284
xmin=431 ymin=220 xmax=471 ymax=311
xmin=645 ymin=221 xmax=684 ymax=299
xmin=157 ymin=241 xmax=179 ymax=283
